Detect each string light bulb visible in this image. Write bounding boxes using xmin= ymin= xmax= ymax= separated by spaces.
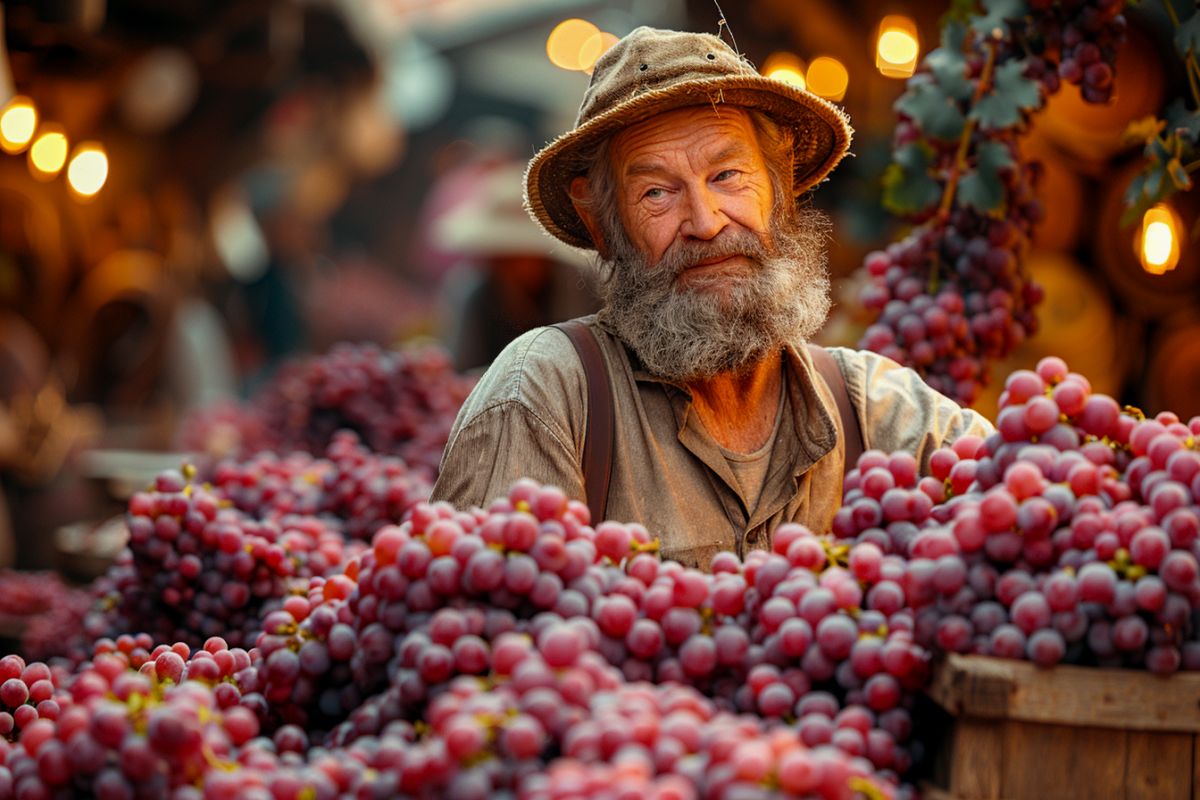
xmin=547 ymin=19 xmax=599 ymax=71
xmin=28 ymin=124 xmax=68 ymax=179
xmin=876 ymin=16 xmax=920 ymax=78
xmin=762 ymin=52 xmax=807 ymax=90
xmin=0 ymin=95 xmax=37 ymax=154
xmin=67 ymin=142 xmax=108 ymax=198
xmin=806 ymin=56 xmax=849 ymax=102
xmin=1138 ymin=203 xmax=1182 ymax=275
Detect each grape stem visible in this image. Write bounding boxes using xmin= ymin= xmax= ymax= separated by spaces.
xmin=938 ymin=35 xmax=1000 ymax=217
xmin=1162 ymin=0 xmax=1200 ymax=109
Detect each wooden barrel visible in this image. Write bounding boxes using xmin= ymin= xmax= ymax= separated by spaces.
xmin=1038 ymin=24 xmax=1165 ymax=165
xmin=1021 ymin=132 xmax=1085 ymax=252
xmin=1093 ymin=160 xmax=1200 ymax=319
xmin=974 ymin=250 xmax=1124 ymax=416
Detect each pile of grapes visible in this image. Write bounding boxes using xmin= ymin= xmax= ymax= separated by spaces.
xmin=178 ymin=342 xmax=477 ymax=479
xmin=3 ymin=354 xmax=1200 ymax=799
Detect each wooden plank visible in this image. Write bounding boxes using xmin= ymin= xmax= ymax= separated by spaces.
xmin=945 ymin=719 xmax=1004 ymax=800
xmin=1193 ymin=734 xmax=1200 ymax=800
xmin=1001 ymin=721 xmax=1126 ymax=799
xmin=1126 ymin=730 xmax=1191 ymax=799
xmin=928 ymin=654 xmax=1200 ymax=733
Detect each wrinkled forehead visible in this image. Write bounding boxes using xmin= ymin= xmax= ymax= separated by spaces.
xmin=608 ymin=105 xmax=762 ymax=176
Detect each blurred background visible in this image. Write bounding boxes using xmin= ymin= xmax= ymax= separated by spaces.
xmin=0 ymin=0 xmax=1196 ymax=571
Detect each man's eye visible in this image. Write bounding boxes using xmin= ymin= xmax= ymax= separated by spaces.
xmin=642 ymin=187 xmax=665 ymax=200
xmin=714 ymin=169 xmax=739 ymax=181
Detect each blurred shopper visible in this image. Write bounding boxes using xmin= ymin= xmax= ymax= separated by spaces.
xmin=434 ymin=163 xmax=598 ymax=371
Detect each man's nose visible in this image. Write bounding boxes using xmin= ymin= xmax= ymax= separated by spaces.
xmin=678 ymin=184 xmax=727 ymax=241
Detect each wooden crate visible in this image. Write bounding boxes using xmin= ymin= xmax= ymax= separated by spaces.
xmin=924 ymin=653 xmax=1200 ymax=800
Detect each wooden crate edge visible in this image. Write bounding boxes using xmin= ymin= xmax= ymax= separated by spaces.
xmin=927 ymin=653 xmax=1200 ymax=733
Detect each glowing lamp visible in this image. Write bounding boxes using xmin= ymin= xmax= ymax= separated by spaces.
xmin=876 ymin=16 xmax=919 ymax=79
xmin=0 ymin=96 xmax=37 ymax=154
xmin=807 ymin=56 xmax=849 ymax=102
xmin=28 ymin=125 xmax=68 ymax=179
xmin=67 ymin=142 xmax=109 ymax=198
xmin=762 ymin=52 xmax=807 ymax=90
xmin=1138 ymin=203 xmax=1182 ymax=275
xmin=547 ymin=19 xmax=599 ymax=71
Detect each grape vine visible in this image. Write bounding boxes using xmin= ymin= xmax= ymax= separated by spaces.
xmin=858 ymin=0 xmax=1128 ymax=405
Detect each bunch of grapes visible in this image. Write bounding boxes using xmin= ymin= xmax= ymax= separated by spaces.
xmin=83 ymin=464 xmax=361 ymax=652
xmin=857 ymin=1 xmax=1126 ymax=404
xmin=209 ymin=430 xmax=433 ymax=540
xmin=0 ymin=572 xmax=93 ymax=662
xmin=858 ymin=209 xmax=1045 ymax=406
xmin=1023 ymin=0 xmax=1126 ymax=101
xmin=178 ymin=342 xmax=476 ymax=479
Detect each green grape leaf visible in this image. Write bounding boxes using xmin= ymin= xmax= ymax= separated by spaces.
xmin=1120 ymin=162 xmax=1175 ymax=226
xmin=1175 ymin=7 xmax=1200 ymax=58
xmin=957 ymin=141 xmax=1014 ymax=214
xmin=1165 ymin=98 xmax=1200 ymax=146
xmin=1122 ymin=115 xmax=1166 ymax=146
xmin=1147 ymin=135 xmax=1173 ymax=162
xmin=1167 ymin=157 xmax=1193 ymax=191
xmin=969 ymin=59 xmax=1043 ymax=131
xmin=895 ymin=81 xmax=966 ymax=141
xmin=882 ymin=142 xmax=942 ymax=216
xmin=940 ymin=0 xmax=978 ymax=28
xmin=970 ymin=0 xmax=1029 ymax=39
xmin=926 ymin=23 xmax=974 ymax=102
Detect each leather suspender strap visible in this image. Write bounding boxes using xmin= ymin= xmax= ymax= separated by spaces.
xmin=553 ymin=321 xmax=614 ymax=524
xmin=807 ymin=344 xmax=864 ymax=477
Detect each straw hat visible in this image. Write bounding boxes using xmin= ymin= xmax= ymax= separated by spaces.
xmin=524 ymin=26 xmax=854 ymax=250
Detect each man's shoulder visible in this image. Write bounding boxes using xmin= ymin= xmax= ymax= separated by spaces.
xmin=458 ymin=316 xmax=605 ymax=417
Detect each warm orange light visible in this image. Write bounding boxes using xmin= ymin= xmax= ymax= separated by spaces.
xmin=67 ymin=142 xmax=108 ymax=198
xmin=0 ymin=96 xmax=37 ymax=154
xmin=876 ymin=16 xmax=919 ymax=79
xmin=807 ymin=56 xmax=849 ymax=101
xmin=762 ymin=52 xmax=807 ymax=90
xmin=28 ymin=125 xmax=68 ymax=179
xmin=1138 ymin=203 xmax=1182 ymax=275
xmin=547 ymin=19 xmax=600 ymax=71
xmin=580 ymin=31 xmax=619 ymax=74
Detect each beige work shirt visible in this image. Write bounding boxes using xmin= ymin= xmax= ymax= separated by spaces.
xmin=431 ymin=314 xmax=993 ymax=569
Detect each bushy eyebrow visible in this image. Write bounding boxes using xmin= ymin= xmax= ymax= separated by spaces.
xmin=623 ymin=142 xmax=754 ymax=180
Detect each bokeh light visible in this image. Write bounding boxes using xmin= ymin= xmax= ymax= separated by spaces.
xmin=67 ymin=142 xmax=109 ymax=198
xmin=0 ymin=96 xmax=37 ymax=154
xmin=28 ymin=125 xmax=68 ymax=179
xmin=762 ymin=52 xmax=807 ymax=90
xmin=876 ymin=16 xmax=919 ymax=79
xmin=806 ymin=56 xmax=849 ymax=102
xmin=547 ymin=19 xmax=599 ymax=71
xmin=1139 ymin=203 xmax=1182 ymax=275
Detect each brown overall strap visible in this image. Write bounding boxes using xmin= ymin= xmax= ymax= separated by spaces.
xmin=807 ymin=344 xmax=864 ymax=476
xmin=553 ymin=321 xmax=614 ymax=524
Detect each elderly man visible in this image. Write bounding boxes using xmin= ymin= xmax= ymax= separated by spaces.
xmin=431 ymin=27 xmax=992 ymax=569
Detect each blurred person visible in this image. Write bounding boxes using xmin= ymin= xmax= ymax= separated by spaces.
xmin=432 ymin=28 xmax=993 ymax=569
xmin=434 ymin=163 xmax=598 ymax=371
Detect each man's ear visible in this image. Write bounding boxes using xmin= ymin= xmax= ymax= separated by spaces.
xmin=568 ymin=176 xmax=611 ymax=259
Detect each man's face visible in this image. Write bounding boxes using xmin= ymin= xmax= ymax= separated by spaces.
xmin=581 ymin=105 xmax=832 ymax=383
xmin=609 ymin=106 xmax=774 ymax=287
